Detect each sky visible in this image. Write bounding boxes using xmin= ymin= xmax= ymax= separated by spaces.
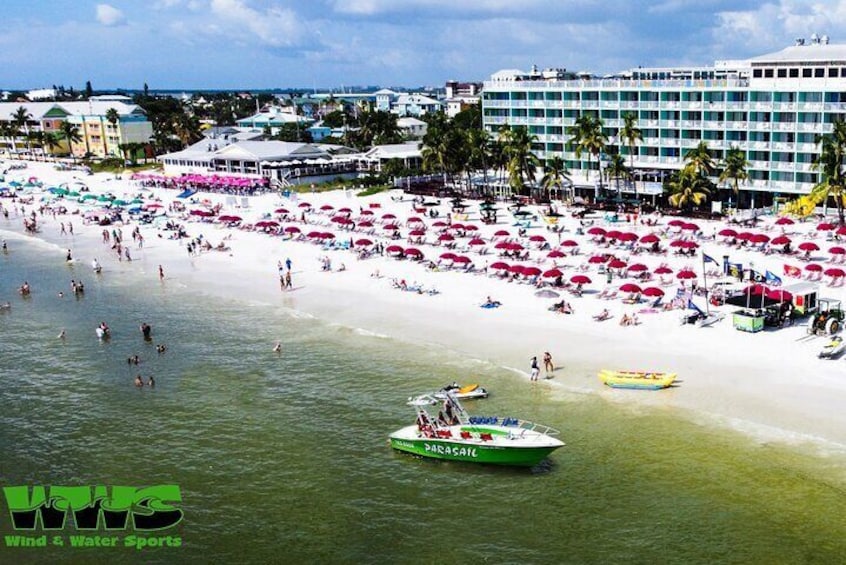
xmin=3 ymin=0 xmax=846 ymax=90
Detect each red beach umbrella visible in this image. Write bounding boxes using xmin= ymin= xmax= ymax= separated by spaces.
xmin=817 ymin=222 xmax=835 ymax=231
xmin=494 ymin=229 xmax=510 ymax=237
xmin=452 ymin=255 xmax=471 ymax=264
xmin=254 ymin=220 xmax=279 ymax=228
xmin=750 ymin=234 xmax=770 ymax=244
xmin=439 ymin=252 xmax=457 ymax=261
xmin=385 ymin=245 xmax=404 ymax=255
xmin=406 ymin=217 xmax=424 ymax=225
xmin=284 ymin=226 xmax=301 ymax=234
xmin=654 ymin=266 xmax=673 ymax=274
xmin=677 ymin=269 xmax=697 ymax=279
xmin=588 ymin=255 xmax=608 ymax=264
xmin=543 ymin=268 xmax=563 ymax=278
xmin=824 ymin=267 xmax=845 ymax=277
xmin=775 ymin=217 xmax=794 ymax=225
xmin=438 ymin=233 xmax=455 ymax=241
xmin=359 ymin=209 xmax=374 ymax=216
xmin=217 ymin=215 xmax=242 ymax=223
xmin=798 ymin=242 xmax=820 ymax=252
xmin=319 ymin=232 xmax=335 ymax=240
xmin=587 ymin=226 xmax=606 ymax=236
xmin=274 ymin=208 xmax=290 ymax=214
xmin=605 ymin=230 xmax=622 ymax=240
xmin=489 ymin=262 xmax=510 ymax=270
xmin=521 ymin=266 xmax=542 ymax=277
xmin=547 ymin=250 xmax=566 ymax=258
xmin=320 ymin=204 xmax=334 ymax=211
xmin=560 ymin=239 xmax=579 ymax=247
xmin=509 ymin=264 xmax=526 ymax=275
xmin=667 ymin=219 xmax=685 ymax=227
xmin=770 ymin=235 xmax=791 ymax=245
xmin=404 ymin=248 xmax=424 ymax=257
xmin=680 ymin=240 xmax=699 ymax=249
xmin=495 ymin=241 xmax=511 ymax=249
xmin=619 ymin=283 xmax=642 ymax=293
xmin=383 ymin=223 xmax=400 ymax=231
xmin=570 ymin=274 xmax=592 ymax=285
xmin=639 ymin=234 xmax=660 ymax=244
xmin=382 ymin=213 xmax=396 ymax=220
xmin=354 ymin=238 xmax=373 ymax=246
xmin=682 ymin=222 xmax=700 ymax=231
xmin=506 ymin=242 xmax=524 ymax=251
xmin=805 ymin=263 xmax=823 ymax=272
xmin=298 ymin=202 xmax=312 ymax=208
xmin=642 ymin=287 xmax=665 ymax=297
xmin=409 ymin=229 xmax=426 ymax=236
xmin=529 ymin=235 xmax=546 ymax=242
xmin=627 ymin=263 xmax=648 ymax=272
xmin=607 ymin=259 xmax=628 ymax=269
xmin=837 ymin=226 xmax=846 ymax=236
xmin=718 ymin=228 xmax=737 ymax=237
xmin=829 ymin=246 xmax=846 ymax=255
xmin=617 ymin=232 xmax=638 ymax=242
xmin=669 ymin=239 xmax=687 ymax=247
xmin=468 ymin=238 xmax=486 ymax=246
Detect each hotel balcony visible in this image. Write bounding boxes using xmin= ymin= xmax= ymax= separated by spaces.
xmin=747 ymin=141 xmax=770 ymax=150
xmin=797 ymin=122 xmax=824 ymax=133
xmin=772 ymin=122 xmax=797 ymax=131
xmin=771 ymin=161 xmax=796 ymax=171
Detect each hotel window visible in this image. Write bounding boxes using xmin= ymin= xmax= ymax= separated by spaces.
xmin=778 ymin=69 xmax=787 ymax=78
xmin=830 ymin=68 xmax=839 ymax=78
xmin=753 ymin=69 xmax=763 ymax=78
xmin=815 ymin=68 xmax=825 ymax=78
xmin=765 ymin=69 xmax=774 ymax=78
xmin=803 ymin=68 xmax=812 ymax=78
xmin=790 ymin=69 xmax=799 ymax=78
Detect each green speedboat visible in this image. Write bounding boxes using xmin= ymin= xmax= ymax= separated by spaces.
xmin=389 ymin=393 xmax=564 ymax=467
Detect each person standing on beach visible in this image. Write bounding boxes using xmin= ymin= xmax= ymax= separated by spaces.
xmin=159 ymin=265 xmax=164 ymax=280
xmin=60 ymin=222 xmax=66 ymax=235
xmin=285 ymin=257 xmax=292 ymax=271
xmin=543 ymin=352 xmax=554 ymax=376
xmin=530 ymin=356 xmax=540 ymax=382
xmin=285 ymin=270 xmax=292 ymax=289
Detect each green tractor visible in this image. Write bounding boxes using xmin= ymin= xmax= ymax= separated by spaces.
xmin=807 ymin=298 xmax=845 ymax=335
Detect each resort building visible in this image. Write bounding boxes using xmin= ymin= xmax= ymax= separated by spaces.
xmin=235 ymin=105 xmax=312 ymax=130
xmin=0 ymin=96 xmax=153 ymax=159
xmin=481 ymin=36 xmax=846 ymax=206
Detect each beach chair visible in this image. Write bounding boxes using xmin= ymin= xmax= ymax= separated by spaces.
xmin=603 ymin=290 xmax=618 ymax=301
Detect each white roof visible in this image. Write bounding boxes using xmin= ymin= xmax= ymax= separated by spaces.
xmin=394 ymin=94 xmax=442 ymax=106
xmin=363 ymin=142 xmax=422 ymax=160
xmin=397 ymin=117 xmax=426 ymax=127
xmin=750 ymin=42 xmax=846 ymax=64
xmin=0 ymin=101 xmax=144 ymax=121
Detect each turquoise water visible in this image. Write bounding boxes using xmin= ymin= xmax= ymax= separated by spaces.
xmin=1 ymin=235 xmax=845 ymax=564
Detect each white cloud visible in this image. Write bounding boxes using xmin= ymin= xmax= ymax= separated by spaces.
xmin=209 ymin=0 xmax=302 ymax=46
xmin=96 ymin=4 xmax=126 ymax=27
xmin=331 ymin=0 xmax=538 ymax=16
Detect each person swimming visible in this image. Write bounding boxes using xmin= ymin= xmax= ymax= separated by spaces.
xmin=273 ymin=341 xmax=282 ymax=353
xmin=92 ymin=258 xmax=102 ymax=273
xmin=140 ymin=323 xmax=152 ymax=340
xmin=147 ymin=376 xmax=155 ymax=387
xmin=134 ymin=375 xmax=143 ymax=388
xmin=57 ymin=329 xmax=66 ymax=339
xmin=156 ymin=344 xmax=167 ymax=354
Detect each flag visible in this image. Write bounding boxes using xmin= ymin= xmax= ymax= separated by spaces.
xmin=727 ymin=262 xmax=743 ymax=279
xmin=703 ymin=253 xmax=719 ymax=265
xmin=749 ymin=270 xmax=766 ymax=283
xmin=765 ymin=270 xmax=783 ymax=286
xmin=783 ymin=264 xmax=802 ymax=278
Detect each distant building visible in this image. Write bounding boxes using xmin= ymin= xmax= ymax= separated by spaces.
xmin=236 ymin=105 xmax=312 ymax=130
xmin=360 ymin=142 xmax=422 ymax=172
xmin=397 ymin=116 xmax=427 ymax=138
xmin=391 ymin=93 xmax=443 ymax=117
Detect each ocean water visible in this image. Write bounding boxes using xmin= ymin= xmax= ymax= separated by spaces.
xmin=1 ymin=235 xmax=846 ymax=564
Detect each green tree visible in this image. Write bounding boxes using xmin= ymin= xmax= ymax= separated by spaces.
xmin=42 ymin=131 xmax=61 ymax=156
xmin=683 ymin=140 xmax=716 ymax=177
xmin=567 ymin=113 xmax=607 ymax=194
xmin=84 ymin=80 xmax=93 ymax=99
xmin=718 ymin=145 xmax=749 ymax=198
xmin=665 ymin=167 xmax=712 ymax=211
xmin=619 ymin=112 xmax=642 ymax=197
xmin=59 ymin=121 xmax=83 ymax=163
xmin=541 ymin=156 xmax=571 ymax=201
xmin=500 ymin=125 xmax=540 ymax=196
xmin=604 ymin=152 xmax=631 ymax=199
xmin=467 ymin=128 xmax=492 ymax=194
xmin=12 ymin=106 xmax=32 ymax=152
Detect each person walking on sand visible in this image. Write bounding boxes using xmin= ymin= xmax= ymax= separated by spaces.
xmin=285 ymin=270 xmax=292 ymax=289
xmin=543 ymin=352 xmax=554 ymax=376
xmin=530 ymin=356 xmax=540 ymax=382
xmin=158 ymin=265 xmax=164 ymax=280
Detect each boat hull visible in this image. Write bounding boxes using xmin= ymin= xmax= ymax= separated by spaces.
xmin=389 ymin=426 xmax=562 ymax=467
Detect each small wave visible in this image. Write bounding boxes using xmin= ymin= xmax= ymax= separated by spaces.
xmin=352 ymin=328 xmax=390 ymax=339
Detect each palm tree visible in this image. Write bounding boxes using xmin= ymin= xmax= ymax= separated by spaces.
xmin=42 ymin=131 xmax=61 ymax=156
xmin=810 ymin=130 xmax=846 ymax=224
xmin=604 ymin=153 xmax=631 ymax=200
xmin=466 ymin=128 xmax=492 ymax=194
xmin=718 ymin=146 xmax=749 ymax=204
xmin=567 ymin=114 xmax=607 ymax=195
xmin=59 ymin=121 xmax=82 ymax=163
xmin=619 ymin=113 xmax=642 ymax=197
xmin=540 ymin=156 xmax=571 ymax=202
xmin=684 ymin=140 xmax=716 ymax=177
xmin=501 ymin=125 xmax=540 ymax=197
xmin=105 ymin=108 xmax=120 ymax=156
xmin=12 ymin=106 xmax=32 ymax=152
xmin=666 ymin=167 xmax=712 ymax=211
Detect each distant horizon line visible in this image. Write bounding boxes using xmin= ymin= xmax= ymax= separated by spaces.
xmin=1 ymin=84 xmax=451 ymax=95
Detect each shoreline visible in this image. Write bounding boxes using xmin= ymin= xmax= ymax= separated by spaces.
xmin=3 ymin=162 xmax=846 ymax=453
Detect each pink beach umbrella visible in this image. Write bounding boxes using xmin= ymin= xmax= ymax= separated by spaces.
xmin=404 ymin=248 xmax=424 ymax=258
xmin=452 ymin=255 xmax=471 ymax=264
xmin=824 ymin=267 xmax=845 ymax=277
xmin=547 ymin=250 xmax=566 ymax=258
xmin=440 ymin=252 xmax=458 ymax=261
xmin=588 ymin=255 xmax=608 ymax=264
xmin=627 ymin=263 xmax=648 ymax=272
xmin=560 ymin=239 xmax=579 ymax=247
xmin=284 ymin=226 xmax=301 ymax=234
xmin=607 ymin=259 xmax=628 ymax=269
xmin=775 ymin=217 xmax=794 ymax=225
xmin=677 ymin=269 xmax=697 ymax=280
xmin=543 ymin=268 xmax=563 ymax=278
xmin=654 ymin=265 xmax=673 ymax=275
xmin=798 ymin=242 xmax=820 ymax=252
xmin=468 ymin=238 xmax=486 ymax=246
xmin=354 ymin=238 xmax=373 ymax=246
xmin=805 ymin=263 xmax=823 ymax=272
xmin=718 ymin=228 xmax=737 ymax=237
xmin=829 ymin=246 xmax=846 ymax=255
xmin=570 ymin=274 xmax=592 ymax=285
xmin=521 ymin=266 xmax=542 ymax=277
xmin=639 ymin=234 xmax=660 ymax=244
xmin=817 ymin=222 xmax=835 ymax=231
xmin=489 ymin=261 xmax=510 ymax=271
xmin=770 ymin=235 xmax=791 ymax=245
xmin=587 ymin=226 xmax=606 ymax=236
xmin=385 ymin=245 xmax=404 ymax=255
xmin=493 ymin=229 xmax=510 ymax=237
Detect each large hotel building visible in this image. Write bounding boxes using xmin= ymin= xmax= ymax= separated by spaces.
xmin=481 ymin=36 xmax=846 ymax=207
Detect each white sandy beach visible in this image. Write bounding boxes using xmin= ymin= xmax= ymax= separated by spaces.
xmin=3 ymin=161 xmax=846 ymax=452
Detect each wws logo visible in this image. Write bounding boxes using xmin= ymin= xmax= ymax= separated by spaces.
xmin=2 ymin=485 xmax=183 ymax=531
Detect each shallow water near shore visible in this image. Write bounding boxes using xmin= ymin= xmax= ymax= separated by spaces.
xmin=1 ymin=236 xmax=846 ymax=564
